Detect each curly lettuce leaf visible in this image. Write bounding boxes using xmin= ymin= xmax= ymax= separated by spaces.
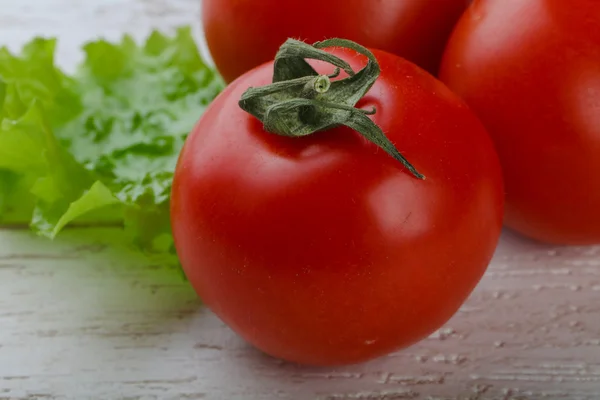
xmin=0 ymin=27 xmax=223 ymax=257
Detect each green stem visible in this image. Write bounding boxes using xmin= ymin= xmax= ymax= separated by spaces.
xmin=238 ymin=38 xmax=425 ymax=180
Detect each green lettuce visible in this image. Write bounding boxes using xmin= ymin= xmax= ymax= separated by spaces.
xmin=0 ymin=27 xmax=224 ymax=257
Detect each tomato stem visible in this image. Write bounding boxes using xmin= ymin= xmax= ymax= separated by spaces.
xmin=238 ymin=38 xmax=425 ymax=180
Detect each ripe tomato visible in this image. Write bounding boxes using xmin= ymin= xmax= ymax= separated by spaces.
xmin=201 ymin=0 xmax=471 ymax=82
xmin=439 ymin=0 xmax=600 ymax=245
xmin=171 ymin=42 xmax=503 ymax=365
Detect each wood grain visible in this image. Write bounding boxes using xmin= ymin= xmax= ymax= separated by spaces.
xmin=1 ymin=1 xmax=600 ymax=399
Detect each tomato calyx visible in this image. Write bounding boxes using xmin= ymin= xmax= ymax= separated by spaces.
xmin=238 ymin=38 xmax=425 ymax=180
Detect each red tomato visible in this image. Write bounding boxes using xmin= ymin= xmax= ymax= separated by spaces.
xmin=202 ymin=0 xmax=471 ymax=82
xmin=171 ymin=45 xmax=504 ymax=365
xmin=439 ymin=0 xmax=600 ymax=245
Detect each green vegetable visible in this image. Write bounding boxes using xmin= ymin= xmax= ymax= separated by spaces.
xmin=0 ymin=27 xmax=224 ymax=258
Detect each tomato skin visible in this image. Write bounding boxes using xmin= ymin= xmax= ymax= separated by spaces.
xmin=439 ymin=0 xmax=600 ymax=245
xmin=201 ymin=0 xmax=470 ymax=82
xmin=171 ymin=48 xmax=504 ymax=365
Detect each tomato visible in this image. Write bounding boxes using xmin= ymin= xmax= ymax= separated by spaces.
xmin=201 ymin=0 xmax=471 ymax=82
xmin=170 ymin=41 xmax=504 ymax=366
xmin=439 ymin=0 xmax=600 ymax=245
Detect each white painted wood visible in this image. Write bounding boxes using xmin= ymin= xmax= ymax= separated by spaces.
xmin=1 ymin=1 xmax=600 ymax=399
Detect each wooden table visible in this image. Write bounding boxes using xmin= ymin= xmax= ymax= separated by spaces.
xmin=1 ymin=1 xmax=599 ymax=399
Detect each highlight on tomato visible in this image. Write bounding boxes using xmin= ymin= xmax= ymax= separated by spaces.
xmin=201 ymin=0 xmax=471 ymax=82
xmin=440 ymin=0 xmax=600 ymax=245
xmin=171 ymin=38 xmax=504 ymax=366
